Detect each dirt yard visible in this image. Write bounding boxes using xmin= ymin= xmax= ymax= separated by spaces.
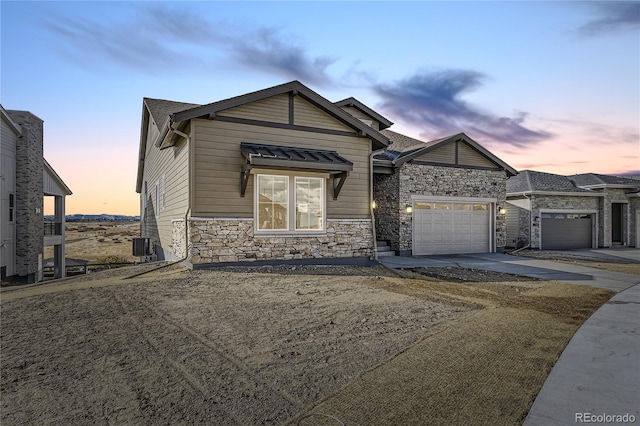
xmin=1 ymin=264 xmax=613 ymax=425
xmin=44 ymin=221 xmax=139 ymax=263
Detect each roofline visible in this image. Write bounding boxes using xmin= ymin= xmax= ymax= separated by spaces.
xmin=393 ymin=132 xmax=518 ymax=176
xmin=135 ymin=100 xmax=151 ymax=193
xmin=171 ymin=81 xmax=390 ymax=149
xmin=576 ymin=183 xmax=640 ymax=190
xmin=0 ymin=104 xmax=23 ymax=136
xmin=334 ymin=97 xmax=394 ymax=130
xmin=507 ymin=191 xmax=603 ymax=197
xmin=44 ymin=158 xmax=72 ymax=195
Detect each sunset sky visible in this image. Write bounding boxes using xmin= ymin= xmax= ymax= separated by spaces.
xmin=2 ymin=1 xmax=638 ymax=215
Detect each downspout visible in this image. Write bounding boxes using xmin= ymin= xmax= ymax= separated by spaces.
xmin=370 ymin=148 xmax=386 ymax=261
xmin=524 ymin=192 xmax=532 ymax=249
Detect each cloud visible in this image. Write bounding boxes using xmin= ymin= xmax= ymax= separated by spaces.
xmin=578 ymin=2 xmax=640 ymax=36
xmin=374 ymin=70 xmax=552 ymax=147
xmin=226 ymin=27 xmax=336 ymax=86
xmin=43 ymin=6 xmax=334 ymax=85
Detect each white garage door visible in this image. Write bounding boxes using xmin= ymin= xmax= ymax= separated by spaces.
xmin=413 ymin=201 xmax=491 ymax=255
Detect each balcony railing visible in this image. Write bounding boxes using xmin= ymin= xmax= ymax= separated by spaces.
xmin=44 ymin=221 xmax=62 ymax=236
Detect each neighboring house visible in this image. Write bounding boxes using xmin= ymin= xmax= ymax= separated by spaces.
xmin=372 ymin=130 xmax=517 ymax=255
xmin=1 ymin=105 xmax=72 ymax=283
xmin=136 ymin=81 xmax=516 ymax=265
xmin=505 ymin=170 xmax=640 ymax=249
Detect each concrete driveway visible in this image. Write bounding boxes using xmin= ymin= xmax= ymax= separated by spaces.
xmin=379 ymin=251 xmax=639 ymax=292
xmin=381 ymin=250 xmax=640 ymax=425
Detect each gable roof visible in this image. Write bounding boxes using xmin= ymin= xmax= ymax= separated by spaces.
xmin=334 ymin=97 xmax=393 ymax=130
xmin=569 ymin=173 xmax=640 ymax=189
xmin=144 ymin=98 xmax=200 ymax=130
xmin=44 ymin=158 xmax=72 ymax=196
xmin=507 ymin=170 xmax=598 ymax=195
xmin=376 ymin=130 xmax=517 ymax=176
xmin=0 ymin=104 xmax=23 ymax=136
xmin=171 ymin=81 xmax=390 ymax=150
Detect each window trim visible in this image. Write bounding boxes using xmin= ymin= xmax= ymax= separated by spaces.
xmin=254 ymin=172 xmax=327 ymax=235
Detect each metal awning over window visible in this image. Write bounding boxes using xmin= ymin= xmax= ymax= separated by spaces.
xmin=240 ymin=142 xmax=353 ymax=199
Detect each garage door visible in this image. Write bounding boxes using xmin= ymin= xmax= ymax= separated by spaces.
xmin=413 ymin=201 xmax=490 ymax=255
xmin=541 ymin=213 xmax=592 ymax=250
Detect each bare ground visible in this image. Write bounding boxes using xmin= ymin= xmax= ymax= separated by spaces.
xmin=44 ymin=221 xmax=140 ymax=263
xmin=0 ymin=264 xmax=613 ymax=425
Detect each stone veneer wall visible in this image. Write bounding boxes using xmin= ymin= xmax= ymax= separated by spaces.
xmin=601 ymin=188 xmax=631 ymax=247
xmin=187 ymin=218 xmax=373 ymax=264
xmin=373 ymin=173 xmax=400 ymax=251
xmin=171 ymin=219 xmax=187 ymax=259
xmin=529 ymin=195 xmax=600 ymax=249
xmin=10 ymin=111 xmax=44 ymax=283
xmin=397 ymin=165 xmax=508 ymax=253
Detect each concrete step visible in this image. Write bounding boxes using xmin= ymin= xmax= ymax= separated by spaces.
xmin=377 ymin=250 xmax=397 ymax=257
xmin=377 ymin=246 xmax=393 ymax=252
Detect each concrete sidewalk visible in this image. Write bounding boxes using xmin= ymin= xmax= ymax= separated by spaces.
xmin=380 ymin=252 xmax=640 ymax=425
xmin=524 ymin=283 xmax=640 ymax=425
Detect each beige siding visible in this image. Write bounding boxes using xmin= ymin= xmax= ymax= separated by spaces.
xmin=140 ymin=118 xmax=191 ymax=258
xmin=414 ymin=143 xmax=455 ymax=164
xmin=458 ymin=142 xmax=496 ymax=168
xmin=293 ymin=96 xmax=354 ymax=132
xmin=217 ymin=94 xmax=289 ymax=123
xmin=339 ymin=106 xmax=380 ymax=130
xmin=192 ymin=119 xmax=371 ymax=218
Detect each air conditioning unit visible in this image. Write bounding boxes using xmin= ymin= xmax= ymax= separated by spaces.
xmin=132 ymin=237 xmax=152 ymax=256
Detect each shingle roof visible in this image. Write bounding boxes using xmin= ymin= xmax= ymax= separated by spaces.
xmin=376 ymin=130 xmax=449 ymax=161
xmin=507 ymin=170 xmax=594 ymax=194
xmin=569 ymin=173 xmax=640 ymax=188
xmin=144 ymin=98 xmax=200 ymax=129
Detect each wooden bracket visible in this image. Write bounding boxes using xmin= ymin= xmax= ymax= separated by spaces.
xmin=332 ymin=171 xmax=348 ymax=200
xmin=240 ymin=164 xmax=252 ymax=197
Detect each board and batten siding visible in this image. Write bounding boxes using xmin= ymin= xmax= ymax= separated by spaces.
xmin=339 ymin=106 xmax=380 ymax=130
xmin=217 ymin=94 xmax=289 ymax=124
xmin=457 ymin=143 xmax=496 ymax=168
xmin=192 ymin=119 xmax=372 ymax=219
xmin=293 ymin=96 xmax=354 ymax=132
xmin=414 ymin=141 xmax=498 ymax=169
xmin=140 ymin=117 xmax=190 ymax=259
xmin=1 ymin=116 xmax=18 ymax=277
xmin=415 ymin=143 xmax=455 ymax=164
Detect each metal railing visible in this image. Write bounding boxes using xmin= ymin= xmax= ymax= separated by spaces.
xmin=44 ymin=221 xmax=62 ymax=236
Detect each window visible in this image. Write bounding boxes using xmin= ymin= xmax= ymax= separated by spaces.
xmin=9 ymin=193 xmax=14 ymax=222
xmin=295 ymin=177 xmax=323 ymax=230
xmin=256 ymin=174 xmax=325 ymax=232
xmin=258 ymin=175 xmax=289 ymax=230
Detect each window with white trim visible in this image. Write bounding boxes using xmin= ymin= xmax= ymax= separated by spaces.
xmin=256 ymin=174 xmax=325 ymax=233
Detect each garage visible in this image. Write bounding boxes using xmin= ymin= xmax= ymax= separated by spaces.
xmin=541 ymin=213 xmax=593 ymax=250
xmin=413 ymin=201 xmax=491 ymax=255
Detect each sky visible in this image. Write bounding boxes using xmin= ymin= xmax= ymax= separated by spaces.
xmin=1 ymin=1 xmax=639 ymax=215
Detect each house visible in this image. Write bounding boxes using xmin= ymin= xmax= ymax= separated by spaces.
xmin=1 ymin=105 xmax=72 ymax=283
xmin=136 ymin=81 xmax=390 ymax=266
xmin=505 ymin=170 xmax=640 ymax=249
xmin=372 ymin=130 xmax=517 ymax=256
xmin=136 ymin=81 xmax=516 ymax=266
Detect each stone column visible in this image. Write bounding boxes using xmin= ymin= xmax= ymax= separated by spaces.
xmin=9 ymin=110 xmax=44 ymax=283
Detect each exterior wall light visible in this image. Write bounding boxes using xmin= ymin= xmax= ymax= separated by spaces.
xmin=498 ymin=207 xmax=507 ymax=215
xmin=372 ymin=201 xmax=377 ymax=209
xmin=406 ymin=205 xmax=413 ymax=214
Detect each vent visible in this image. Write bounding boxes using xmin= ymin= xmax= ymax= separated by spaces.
xmin=132 ymin=237 xmax=152 ymax=256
